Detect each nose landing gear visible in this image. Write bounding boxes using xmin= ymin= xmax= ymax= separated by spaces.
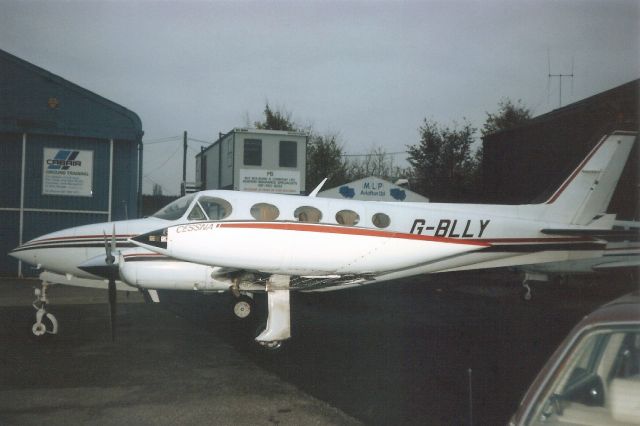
xmin=31 ymin=283 xmax=58 ymax=337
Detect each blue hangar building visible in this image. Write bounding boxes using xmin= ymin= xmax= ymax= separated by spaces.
xmin=0 ymin=49 xmax=143 ymax=276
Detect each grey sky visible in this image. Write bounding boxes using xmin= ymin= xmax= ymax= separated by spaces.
xmin=1 ymin=0 xmax=638 ymax=194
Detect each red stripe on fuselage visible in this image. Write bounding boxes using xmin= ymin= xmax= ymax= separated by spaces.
xmin=218 ymin=222 xmax=483 ymax=247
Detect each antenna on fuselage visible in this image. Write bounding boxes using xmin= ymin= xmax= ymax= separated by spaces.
xmin=308 ymin=178 xmax=328 ymax=197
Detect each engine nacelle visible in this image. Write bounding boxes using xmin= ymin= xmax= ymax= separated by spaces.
xmin=119 ymin=253 xmax=232 ymax=291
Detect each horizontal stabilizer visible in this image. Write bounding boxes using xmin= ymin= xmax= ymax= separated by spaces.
xmin=541 ymin=228 xmax=640 ymax=242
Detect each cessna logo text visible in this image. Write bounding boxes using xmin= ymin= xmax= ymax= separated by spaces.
xmin=176 ymin=223 xmax=219 ymax=233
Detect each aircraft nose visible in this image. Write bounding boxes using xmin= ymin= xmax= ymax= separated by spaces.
xmin=130 ymin=228 xmax=168 ymax=250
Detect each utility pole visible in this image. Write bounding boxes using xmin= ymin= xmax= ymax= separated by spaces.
xmin=182 ymin=130 xmax=187 ymax=195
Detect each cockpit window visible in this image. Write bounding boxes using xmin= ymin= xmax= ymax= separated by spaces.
xmin=295 ymin=206 xmax=322 ymax=223
xmin=187 ymin=203 xmax=206 ymax=221
xmin=152 ymin=194 xmax=196 ymax=220
xmin=198 ymin=196 xmax=232 ymax=220
xmin=250 ymin=203 xmax=280 ymax=221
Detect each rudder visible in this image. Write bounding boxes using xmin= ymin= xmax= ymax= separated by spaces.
xmin=543 ymin=130 xmax=637 ymax=225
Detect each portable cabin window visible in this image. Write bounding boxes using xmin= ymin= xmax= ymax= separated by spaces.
xmin=336 ymin=210 xmax=360 ymax=226
xmin=279 ymin=141 xmax=297 ymax=167
xmin=295 ymin=206 xmax=322 ymax=223
xmin=244 ymin=139 xmax=262 ymax=166
xmin=250 ymin=203 xmax=280 ymax=221
xmin=372 ymin=212 xmax=390 ymax=228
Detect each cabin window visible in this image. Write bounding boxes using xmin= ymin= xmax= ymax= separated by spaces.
xmin=372 ymin=212 xmax=390 ymax=228
xmin=250 ymin=203 xmax=280 ymax=221
xmin=198 ymin=196 xmax=232 ymax=220
xmin=244 ymin=139 xmax=262 ymax=166
xmin=295 ymin=206 xmax=322 ymax=223
xmin=279 ymin=141 xmax=297 ymax=167
xmin=336 ymin=210 xmax=360 ymax=226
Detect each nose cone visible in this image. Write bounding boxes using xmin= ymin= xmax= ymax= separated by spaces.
xmin=130 ymin=228 xmax=168 ymax=251
xmin=9 ymin=239 xmax=41 ymax=266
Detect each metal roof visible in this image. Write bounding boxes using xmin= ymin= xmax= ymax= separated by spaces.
xmin=0 ymin=48 xmax=142 ymax=141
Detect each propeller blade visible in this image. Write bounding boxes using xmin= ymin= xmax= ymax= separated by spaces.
xmin=108 ymin=278 xmax=117 ymax=342
xmin=110 ymin=224 xmax=117 ymax=258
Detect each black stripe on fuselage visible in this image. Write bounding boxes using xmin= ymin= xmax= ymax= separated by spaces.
xmin=11 ymin=242 xmax=135 ymax=253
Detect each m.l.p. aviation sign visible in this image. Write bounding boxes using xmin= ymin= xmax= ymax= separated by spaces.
xmin=42 ymin=148 xmax=94 ymax=197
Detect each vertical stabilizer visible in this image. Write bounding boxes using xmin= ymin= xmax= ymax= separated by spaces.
xmin=543 ymin=131 xmax=636 ymax=225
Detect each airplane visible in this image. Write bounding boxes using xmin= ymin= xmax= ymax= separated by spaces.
xmin=130 ymin=130 xmax=638 ymax=348
xmin=9 ymin=130 xmax=637 ymax=349
xmin=518 ymin=220 xmax=639 ymax=299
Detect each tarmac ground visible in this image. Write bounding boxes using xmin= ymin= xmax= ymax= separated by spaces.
xmin=0 ymin=270 xmax=637 ymax=425
xmin=0 ymin=279 xmax=360 ymax=426
xmin=159 ymin=269 xmax=638 ymax=425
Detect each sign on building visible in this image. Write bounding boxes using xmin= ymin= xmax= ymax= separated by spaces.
xmin=239 ymin=169 xmax=301 ymax=194
xmin=42 ymin=147 xmax=93 ymax=197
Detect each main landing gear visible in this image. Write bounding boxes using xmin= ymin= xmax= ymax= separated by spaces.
xmin=31 ymin=282 xmax=58 ymax=337
xmin=254 ymin=275 xmax=291 ymax=351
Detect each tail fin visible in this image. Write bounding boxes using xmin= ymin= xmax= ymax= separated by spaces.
xmin=543 ymin=130 xmax=636 ymax=225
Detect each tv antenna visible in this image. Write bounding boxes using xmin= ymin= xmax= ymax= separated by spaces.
xmin=547 ymin=50 xmax=574 ymax=108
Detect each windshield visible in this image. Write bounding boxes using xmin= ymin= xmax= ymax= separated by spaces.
xmin=152 ymin=194 xmax=196 ymax=220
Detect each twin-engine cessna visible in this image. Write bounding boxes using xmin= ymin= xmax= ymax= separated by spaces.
xmin=10 ymin=130 xmax=638 ymax=349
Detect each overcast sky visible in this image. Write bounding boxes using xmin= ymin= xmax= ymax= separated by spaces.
xmin=1 ymin=0 xmax=638 ymax=194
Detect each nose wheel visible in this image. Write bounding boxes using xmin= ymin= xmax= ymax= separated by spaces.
xmin=31 ymin=283 xmax=58 ymax=337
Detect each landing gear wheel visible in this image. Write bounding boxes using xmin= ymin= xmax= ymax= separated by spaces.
xmin=32 ymin=322 xmax=47 ymax=337
xmin=232 ymin=295 xmax=254 ymax=320
xmin=30 ymin=311 xmax=58 ymax=338
xmin=253 ymin=321 xmax=284 ymax=352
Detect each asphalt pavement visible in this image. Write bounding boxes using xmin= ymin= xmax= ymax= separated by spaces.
xmin=0 ymin=279 xmax=360 ymax=426
xmin=0 ymin=271 xmax=636 ymax=425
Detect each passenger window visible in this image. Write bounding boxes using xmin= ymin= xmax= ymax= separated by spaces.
xmin=197 ymin=196 xmax=232 ymax=220
xmin=372 ymin=213 xmax=390 ymax=228
xmin=335 ymin=210 xmax=360 ymax=226
xmin=295 ymin=206 xmax=322 ymax=223
xmin=251 ymin=203 xmax=280 ymax=221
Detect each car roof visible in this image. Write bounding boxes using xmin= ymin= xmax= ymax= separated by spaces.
xmin=578 ymin=291 xmax=640 ymax=328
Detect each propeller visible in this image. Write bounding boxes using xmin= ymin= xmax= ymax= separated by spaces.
xmin=103 ymin=224 xmax=118 ymax=342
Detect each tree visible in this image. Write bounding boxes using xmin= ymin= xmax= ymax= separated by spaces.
xmin=481 ymin=98 xmax=531 ymax=137
xmin=254 ymin=103 xmax=297 ymax=131
xmin=345 ymin=147 xmax=411 ymax=183
xmin=407 ymin=119 xmax=477 ymax=201
xmin=152 ymin=183 xmax=163 ymax=197
xmin=306 ymin=132 xmax=349 ymax=193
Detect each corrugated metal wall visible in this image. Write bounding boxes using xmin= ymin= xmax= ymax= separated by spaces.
xmin=0 ymin=49 xmax=142 ymax=276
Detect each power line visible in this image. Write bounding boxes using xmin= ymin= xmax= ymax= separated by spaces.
xmin=341 ymin=151 xmax=408 ymax=157
xmin=144 ymin=144 xmax=181 ymax=176
xmin=143 ymin=136 xmax=181 ymax=145
xmin=187 ymin=137 xmax=214 ymax=145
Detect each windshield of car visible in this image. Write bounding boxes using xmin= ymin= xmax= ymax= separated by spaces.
xmin=152 ymin=194 xmax=196 ymax=220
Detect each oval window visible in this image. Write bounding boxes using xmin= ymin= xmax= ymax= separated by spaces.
xmin=335 ymin=210 xmax=360 ymax=226
xmin=294 ymin=206 xmax=322 ymax=223
xmin=197 ymin=196 xmax=232 ymax=220
xmin=250 ymin=203 xmax=280 ymax=221
xmin=372 ymin=212 xmax=390 ymax=228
